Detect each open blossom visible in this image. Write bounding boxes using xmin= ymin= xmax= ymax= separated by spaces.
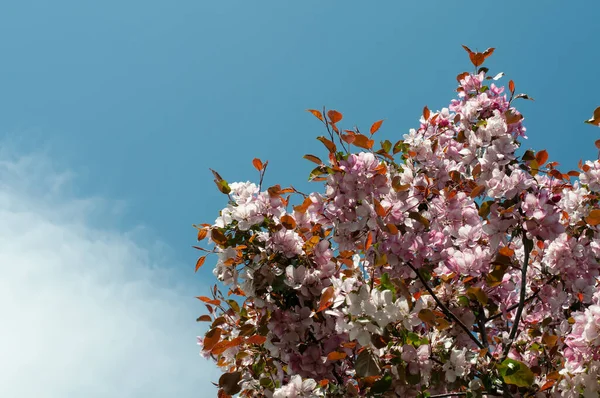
xmin=273 ymin=375 xmax=319 ymax=398
xmin=442 ymin=348 xmax=472 ymax=382
xmin=579 ymin=160 xmax=600 ymax=192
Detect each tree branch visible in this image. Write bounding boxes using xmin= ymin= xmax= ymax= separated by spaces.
xmin=407 ymin=262 xmax=492 ymax=359
xmin=477 ymin=303 xmax=490 ymax=353
xmin=502 ymin=235 xmax=533 ymax=358
xmin=485 ymin=274 xmax=558 ymax=322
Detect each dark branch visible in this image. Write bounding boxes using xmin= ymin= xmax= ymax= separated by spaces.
xmin=502 ymin=235 xmax=533 ymax=358
xmin=485 ymin=274 xmax=558 ymax=322
xmin=406 ymin=262 xmax=492 ymax=359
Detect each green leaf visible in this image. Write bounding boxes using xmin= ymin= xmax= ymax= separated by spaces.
xmin=227 ymin=299 xmax=240 ymax=313
xmin=381 ymin=140 xmax=392 ymax=153
xmin=356 ymin=350 xmax=381 ymax=378
xmin=371 ymin=373 xmax=393 ymax=394
xmin=308 ymin=166 xmax=326 ymax=181
xmin=466 ymin=287 xmax=488 ymax=306
xmin=497 ymin=358 xmax=534 ymax=387
xmin=406 ymin=332 xmax=421 ymax=345
xmin=514 ymin=93 xmax=534 ymax=101
xmin=379 ymin=273 xmax=396 ymax=295
xmin=522 ymin=150 xmax=535 ymax=161
xmin=486 ymin=263 xmax=509 ymax=287
xmin=457 ymin=295 xmax=470 ymax=306
xmin=216 ymin=179 xmax=231 ymax=194
xmin=408 ymin=212 xmax=430 ymax=228
xmin=478 ymin=200 xmax=493 ymax=219
xmin=406 ymin=368 xmax=421 ymax=385
xmin=392 ymin=140 xmax=405 ymax=154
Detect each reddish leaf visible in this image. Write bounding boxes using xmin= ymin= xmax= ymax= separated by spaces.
xmin=373 ymin=199 xmax=386 ymax=218
xmin=539 ymin=380 xmax=555 ymax=392
xmin=341 ymin=132 xmax=356 ymax=144
xmin=293 ymin=196 xmax=313 ymax=214
xmin=217 ymin=389 xmax=231 ymax=398
xmin=582 ymin=162 xmax=590 ymax=172
xmin=461 ymin=45 xmax=473 ymax=54
xmin=353 ymin=134 xmax=374 ymax=150
xmin=509 ymin=80 xmax=515 ymax=94
xmin=585 ymin=209 xmax=600 ymax=226
xmin=317 ymin=286 xmax=335 ymax=312
xmin=423 ymin=106 xmax=430 ymax=121
xmin=197 ymin=228 xmax=208 ymax=241
xmin=470 ymin=185 xmax=486 ymax=198
xmin=499 ymin=246 xmax=515 ymax=257
xmin=370 ymin=120 xmax=384 ymax=135
xmin=537 ymin=240 xmax=545 ymax=250
xmin=219 ymin=372 xmax=242 ymax=395
xmin=307 ymin=109 xmax=324 ymax=122
xmin=585 ymin=106 xmax=600 ymax=126
xmin=197 ymin=296 xmax=221 ymax=306
xmin=505 ymin=109 xmax=523 ymax=125
xmin=462 ymin=45 xmax=495 ymax=67
xmin=317 ymin=136 xmax=337 ymax=153
xmin=246 ymin=335 xmax=267 ymax=345
xmin=211 ymin=228 xmax=228 ymax=247
xmin=595 ymin=139 xmax=600 ymax=149
xmin=365 ymin=231 xmax=373 ymax=250
xmin=195 ymin=256 xmax=206 ymax=272
xmin=196 ymin=315 xmax=212 ymax=322
xmin=392 ymin=176 xmax=409 ymax=192
xmin=456 ymin=71 xmax=469 ymax=82
xmin=252 ymin=158 xmax=263 ymax=171
xmin=327 ymin=351 xmax=347 ymax=361
xmin=472 ymin=163 xmax=482 ymax=178
xmin=542 ymin=334 xmax=559 ymax=348
xmin=211 ymin=340 xmax=233 ymax=356
xmin=386 ymin=224 xmax=399 ymax=235
xmin=327 ymin=110 xmax=343 ymax=124
xmin=548 ymin=169 xmax=563 ymax=180
xmin=536 ymin=150 xmax=549 ymax=166
xmin=203 ymin=328 xmax=222 ymax=352
xmin=280 ymin=214 xmax=297 ymax=230
xmin=303 ymin=154 xmax=323 ymax=165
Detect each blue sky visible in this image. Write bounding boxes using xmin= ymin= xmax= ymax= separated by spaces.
xmin=1 ymin=1 xmax=599 ymax=397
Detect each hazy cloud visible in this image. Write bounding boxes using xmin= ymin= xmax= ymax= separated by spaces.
xmin=0 ymin=151 xmax=219 ymax=397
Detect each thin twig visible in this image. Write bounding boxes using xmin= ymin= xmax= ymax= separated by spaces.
xmin=502 ymin=235 xmax=533 ymax=358
xmin=258 ymin=161 xmax=268 ymax=191
xmin=485 ymin=274 xmax=558 ymax=322
xmin=322 ymin=106 xmax=335 ymax=143
xmin=406 ymin=262 xmax=492 ymax=359
xmin=477 ymin=303 xmax=490 ymax=353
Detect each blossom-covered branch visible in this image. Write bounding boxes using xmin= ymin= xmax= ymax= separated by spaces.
xmin=194 ymin=47 xmax=600 ymax=398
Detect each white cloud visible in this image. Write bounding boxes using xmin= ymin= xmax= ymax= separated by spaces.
xmin=0 ymin=151 xmax=220 ymax=397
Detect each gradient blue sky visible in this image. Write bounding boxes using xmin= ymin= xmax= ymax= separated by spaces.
xmin=1 ymin=1 xmax=599 ymax=397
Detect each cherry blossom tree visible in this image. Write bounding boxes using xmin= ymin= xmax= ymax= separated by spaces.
xmin=194 ymin=47 xmax=600 ymax=398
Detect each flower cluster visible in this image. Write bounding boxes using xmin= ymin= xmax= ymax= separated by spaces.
xmin=195 ymin=50 xmax=600 ymax=397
